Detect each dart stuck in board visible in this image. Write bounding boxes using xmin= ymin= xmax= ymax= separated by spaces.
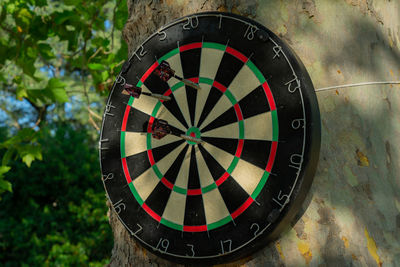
xmin=99 ymin=12 xmax=321 ymax=265
xmin=154 ymin=60 xmax=202 ymax=90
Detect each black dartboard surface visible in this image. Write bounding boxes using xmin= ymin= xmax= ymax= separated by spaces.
xmin=99 ymin=12 xmax=321 ymax=265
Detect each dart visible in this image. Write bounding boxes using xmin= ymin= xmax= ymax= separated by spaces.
xmin=123 ymin=83 xmax=171 ymax=101
xmin=151 ymin=119 xmax=203 ymax=144
xmin=154 ymin=60 xmax=201 ymax=90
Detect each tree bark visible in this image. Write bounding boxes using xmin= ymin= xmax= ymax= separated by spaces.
xmin=108 ymin=1 xmax=400 ymax=266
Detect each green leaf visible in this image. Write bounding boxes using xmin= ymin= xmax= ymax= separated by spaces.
xmin=50 ymin=88 xmax=69 ymax=103
xmin=47 ymin=78 xmax=65 ymax=89
xmin=0 ymin=166 xmax=12 ymax=192
xmin=22 ymin=153 xmax=35 ymax=167
xmin=19 ymin=57 xmax=36 ymax=78
xmin=27 ymin=47 xmax=38 ymax=58
xmin=54 ymin=11 xmax=74 ymax=25
xmin=87 ymin=63 xmax=104 ymax=70
xmin=15 ymin=8 xmax=33 ymax=29
xmin=101 ymin=71 xmax=108 ymax=82
xmin=20 ymin=145 xmax=42 ymax=167
xmin=0 ymin=179 xmax=12 ymax=192
xmin=38 ymin=43 xmax=55 ymax=60
xmin=0 ymin=166 xmax=11 ymax=177
xmin=46 ymin=78 xmax=69 ymax=103
xmin=1 ymin=128 xmax=36 ymax=148
xmin=16 ymin=86 xmax=28 ymax=100
xmin=6 ymin=3 xmax=16 ymax=14
xmin=2 ymin=148 xmax=15 ymax=166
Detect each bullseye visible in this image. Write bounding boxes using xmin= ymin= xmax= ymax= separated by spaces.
xmin=186 ymin=127 xmax=201 ymax=145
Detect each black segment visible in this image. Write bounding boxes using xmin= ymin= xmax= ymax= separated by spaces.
xmin=152 ymin=140 xmax=185 ymax=163
xmin=218 ymin=176 xmax=249 ymax=214
xmin=126 ymin=107 xmax=151 ymax=133
xmin=169 ymin=125 xmax=186 ymax=136
xmin=198 ymin=144 xmax=226 ymax=182
xmin=196 ymin=87 xmax=223 ymax=128
xmin=202 ymin=137 xmax=238 ymax=156
xmin=238 ymin=85 xmax=271 ymax=119
xmin=163 ymin=94 xmax=189 ymax=129
xmin=180 ymin=48 xmax=201 ymax=80
xmin=241 ymin=140 xmax=272 ymax=170
xmin=180 ymin=48 xmax=201 ymax=126
xmin=126 ymin=150 xmax=151 ymax=180
xmin=145 ymin=73 xmax=170 ymax=95
xmin=213 ymin=53 xmax=244 ymax=88
xmin=186 ymin=86 xmax=197 ymax=126
xmin=188 ymin=146 xmax=200 ymax=189
xmin=164 ymin=145 xmax=190 ymax=185
xmin=145 ymin=182 xmax=171 ymax=216
xmin=184 ymin=195 xmax=206 ymax=226
xmin=200 ymin=107 xmax=237 ymax=133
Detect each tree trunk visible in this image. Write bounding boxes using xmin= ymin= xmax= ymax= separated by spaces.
xmin=108 ymin=1 xmax=400 ymax=266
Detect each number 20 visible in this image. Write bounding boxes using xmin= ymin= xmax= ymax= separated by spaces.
xmin=183 ymin=16 xmax=199 ymax=30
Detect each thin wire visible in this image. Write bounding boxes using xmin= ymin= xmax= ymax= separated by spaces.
xmin=315 ymin=81 xmax=400 ymax=92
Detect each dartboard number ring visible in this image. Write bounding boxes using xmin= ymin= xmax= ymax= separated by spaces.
xmin=100 ymin=12 xmax=320 ymax=265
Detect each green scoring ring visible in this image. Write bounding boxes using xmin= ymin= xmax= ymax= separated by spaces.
xmin=122 ymin=42 xmax=279 ymax=231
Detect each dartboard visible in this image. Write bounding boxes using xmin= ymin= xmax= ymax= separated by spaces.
xmin=99 ymin=12 xmax=321 ymax=265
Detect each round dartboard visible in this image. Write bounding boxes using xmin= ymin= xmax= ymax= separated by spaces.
xmin=99 ymin=12 xmax=321 ymax=265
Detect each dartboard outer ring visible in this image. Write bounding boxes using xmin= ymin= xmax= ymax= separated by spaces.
xmin=99 ymin=12 xmax=321 ymax=265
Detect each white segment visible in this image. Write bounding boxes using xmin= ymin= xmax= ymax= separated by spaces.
xmin=194 ymin=83 xmax=213 ymax=126
xmin=203 ymin=189 xmax=230 ymax=224
xmin=244 ymin=111 xmax=273 ymax=140
xmin=171 ymin=87 xmax=192 ymax=127
xmin=202 ymin=142 xmax=234 ymax=171
xmin=124 ymin=132 xmax=148 ymax=157
xmin=174 ymin=147 xmax=190 ymax=189
xmin=156 ymin=143 xmax=186 ymax=175
xmin=201 ymin=121 xmax=239 ymax=139
xmin=195 ymin=146 xmax=215 ymax=188
xmin=165 ymin=53 xmax=184 ymax=79
xmin=156 ymin=104 xmax=187 ymax=132
xmin=162 ymin=191 xmax=186 ymax=225
xmin=230 ymin=158 xmax=264 ymax=195
xmin=130 ymin=84 xmax=158 ymax=115
xmin=199 ymin=48 xmax=225 ymax=80
xmin=151 ymin=133 xmax=181 ymax=149
xmin=199 ymin=95 xmax=232 ymax=129
xmin=132 ymin=167 xmax=159 ymax=202
xmin=228 ymin=64 xmax=261 ymax=102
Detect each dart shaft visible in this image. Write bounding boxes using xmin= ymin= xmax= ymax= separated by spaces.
xmin=173 ymin=75 xmax=201 ymax=90
xmin=142 ymin=92 xmax=171 ymax=101
xmin=179 ymin=134 xmax=203 ymax=144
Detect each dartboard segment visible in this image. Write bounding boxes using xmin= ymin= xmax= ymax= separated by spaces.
xmin=152 ymin=142 xmax=186 ymax=178
xmin=199 ymin=43 xmax=225 ymax=81
xmin=163 ymin=144 xmax=190 ymax=188
xmin=195 ymin=146 xmax=218 ymax=189
xmin=100 ymin=12 xmax=320 ymax=265
xmin=180 ymin=42 xmax=202 ymax=126
xmin=161 ymin=190 xmax=187 ymax=228
xmin=201 ymin=121 xmax=239 ymax=139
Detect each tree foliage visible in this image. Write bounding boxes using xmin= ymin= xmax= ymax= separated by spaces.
xmin=0 ymin=124 xmax=112 ymax=266
xmin=0 ymin=0 xmax=127 ymax=192
xmin=0 ymin=0 xmax=128 ymax=264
